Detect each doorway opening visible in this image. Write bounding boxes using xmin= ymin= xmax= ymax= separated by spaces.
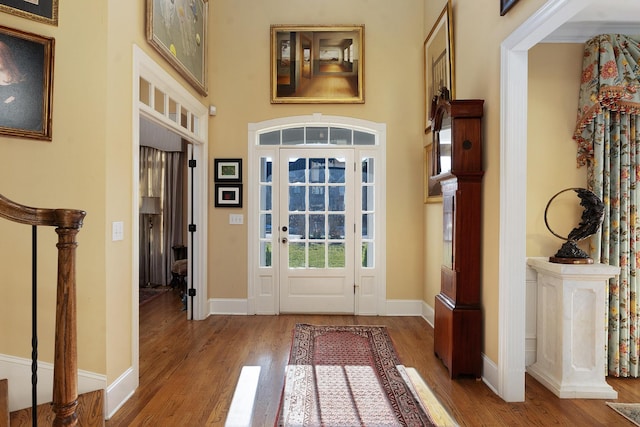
xmin=131 ymin=45 xmax=209 ymax=397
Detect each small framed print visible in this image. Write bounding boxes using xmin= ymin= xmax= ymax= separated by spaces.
xmin=214 ymin=158 xmax=242 ymax=182
xmin=215 ymin=184 xmax=242 ymax=208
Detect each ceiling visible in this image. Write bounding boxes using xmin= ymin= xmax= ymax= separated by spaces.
xmin=543 ymin=0 xmax=640 ymax=43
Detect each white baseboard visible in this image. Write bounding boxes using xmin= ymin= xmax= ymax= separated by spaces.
xmin=0 ymin=354 xmax=106 ymax=413
xmin=421 ymin=300 xmax=435 ymax=327
xmin=105 ymin=366 xmax=137 ymax=420
xmin=208 ymin=298 xmax=428 ymax=317
xmin=384 ymin=299 xmax=424 ymax=316
xmin=481 ymin=354 xmax=499 ymax=394
xmin=210 ymin=298 xmax=249 ymax=315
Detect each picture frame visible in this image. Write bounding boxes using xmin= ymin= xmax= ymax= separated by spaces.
xmin=214 ymin=158 xmax=242 ymax=182
xmin=215 ymin=184 xmax=243 ymax=208
xmin=271 ymin=25 xmax=364 ymax=104
xmin=424 ymin=0 xmax=454 ymax=133
xmin=424 ymin=144 xmax=442 ymax=203
xmin=0 ymin=0 xmax=58 ymax=26
xmin=500 ymin=0 xmax=521 ymax=16
xmin=0 ymin=25 xmax=54 ymax=140
xmin=146 ymin=0 xmax=208 ymax=96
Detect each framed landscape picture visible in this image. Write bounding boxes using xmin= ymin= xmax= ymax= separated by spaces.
xmin=214 ymin=158 xmax=242 ymax=182
xmin=0 ymin=0 xmax=58 ymax=26
xmin=146 ymin=0 xmax=208 ymax=95
xmin=271 ymin=25 xmax=364 ymax=104
xmin=0 ymin=25 xmax=54 ymax=140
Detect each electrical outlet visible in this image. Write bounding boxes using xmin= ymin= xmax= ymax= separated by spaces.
xmin=229 ymin=214 xmax=244 ymax=225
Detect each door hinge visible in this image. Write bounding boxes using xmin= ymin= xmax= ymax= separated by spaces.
xmin=188 ymin=288 xmax=196 ymax=297
xmin=189 ymin=224 xmax=197 ymax=232
xmin=189 ymin=159 xmax=197 ymax=168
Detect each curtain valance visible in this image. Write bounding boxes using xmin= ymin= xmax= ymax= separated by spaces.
xmin=574 ymin=34 xmax=640 ymax=166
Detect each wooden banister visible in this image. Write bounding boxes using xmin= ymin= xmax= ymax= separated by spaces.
xmin=0 ymin=194 xmax=86 ymax=427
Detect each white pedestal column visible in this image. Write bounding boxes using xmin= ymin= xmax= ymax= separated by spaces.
xmin=526 ymin=258 xmax=619 ymax=399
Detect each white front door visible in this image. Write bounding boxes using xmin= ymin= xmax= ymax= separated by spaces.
xmin=279 ymin=148 xmax=355 ymax=313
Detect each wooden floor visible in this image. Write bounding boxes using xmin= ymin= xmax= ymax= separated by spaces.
xmin=105 ymin=289 xmax=640 ymax=426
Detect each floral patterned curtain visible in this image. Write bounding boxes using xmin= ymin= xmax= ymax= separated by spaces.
xmin=574 ymin=34 xmax=640 ymax=377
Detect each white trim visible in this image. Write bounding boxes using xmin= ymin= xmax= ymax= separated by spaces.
xmin=0 ymin=354 xmax=106 ymax=413
xmin=384 ymin=299 xmax=424 ymax=316
xmin=105 ymin=367 xmax=136 ymax=420
xmin=210 ymin=298 xmax=250 ymax=315
xmin=421 ymin=300 xmax=435 ymax=328
xmin=499 ymin=0 xmax=597 ymax=402
xmin=481 ymin=355 xmax=500 ymax=396
xmin=247 ymin=114 xmax=386 ymax=315
xmin=127 ymin=44 xmax=209 ymax=413
xmin=208 ymin=298 xmax=430 ymax=317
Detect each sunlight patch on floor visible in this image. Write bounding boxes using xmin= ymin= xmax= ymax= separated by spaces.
xmin=225 ymin=366 xmax=261 ymax=427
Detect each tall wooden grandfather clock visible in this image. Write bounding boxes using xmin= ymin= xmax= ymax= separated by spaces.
xmin=431 ymin=90 xmax=484 ymax=378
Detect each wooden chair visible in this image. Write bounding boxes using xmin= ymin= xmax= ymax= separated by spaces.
xmin=170 ymin=245 xmax=187 ymax=309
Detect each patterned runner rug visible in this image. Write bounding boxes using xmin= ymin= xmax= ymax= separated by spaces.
xmin=276 ymin=324 xmax=455 ymax=426
xmin=607 ymin=402 xmax=640 ymax=426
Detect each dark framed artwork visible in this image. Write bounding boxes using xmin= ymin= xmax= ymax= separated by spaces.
xmin=424 ymin=0 xmax=453 ymax=133
xmin=271 ymin=25 xmax=364 ymax=104
xmin=214 ymin=158 xmax=242 ymax=182
xmin=0 ymin=0 xmax=58 ymax=26
xmin=0 ymin=25 xmax=54 ymax=140
xmin=215 ymin=184 xmax=243 ymax=208
xmin=146 ymin=0 xmax=208 ymax=95
xmin=500 ymin=0 xmax=521 ymax=15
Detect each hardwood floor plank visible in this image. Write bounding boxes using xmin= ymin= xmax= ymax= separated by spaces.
xmin=105 ymin=290 xmax=640 ymax=426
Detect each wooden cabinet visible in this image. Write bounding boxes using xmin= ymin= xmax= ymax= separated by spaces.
xmin=432 ymin=92 xmax=484 ymax=378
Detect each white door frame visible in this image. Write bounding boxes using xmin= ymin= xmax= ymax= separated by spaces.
xmin=130 ymin=44 xmax=208 ymax=387
xmin=498 ymin=0 xmax=597 ymax=402
xmin=247 ymin=114 xmax=386 ymax=315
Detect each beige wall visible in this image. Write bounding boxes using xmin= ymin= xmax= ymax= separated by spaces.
xmin=0 ymin=0 xmax=590 ymax=392
xmin=0 ymin=1 xmax=110 ymax=374
xmin=208 ymin=0 xmax=426 ymax=300
xmin=423 ymin=0 xmax=585 ymax=363
xmin=527 ymin=43 xmax=588 ymax=257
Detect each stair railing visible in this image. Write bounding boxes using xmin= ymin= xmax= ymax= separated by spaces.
xmin=0 ymin=194 xmax=86 ymax=427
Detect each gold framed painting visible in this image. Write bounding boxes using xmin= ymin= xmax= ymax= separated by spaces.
xmin=424 ymin=144 xmax=442 ymax=203
xmin=424 ymin=0 xmax=454 ymax=133
xmin=146 ymin=0 xmax=208 ymax=96
xmin=0 ymin=0 xmax=58 ymax=26
xmin=0 ymin=25 xmax=54 ymax=140
xmin=271 ymin=25 xmax=364 ymax=104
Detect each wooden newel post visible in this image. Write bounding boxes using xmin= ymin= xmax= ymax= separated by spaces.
xmin=52 ymin=210 xmax=85 ymax=427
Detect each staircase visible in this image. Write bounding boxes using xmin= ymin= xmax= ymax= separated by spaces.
xmin=0 ymin=194 xmax=104 ymax=426
xmin=0 ymin=380 xmax=104 ymax=426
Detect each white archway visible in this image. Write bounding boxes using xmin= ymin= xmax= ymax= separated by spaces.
xmin=498 ymin=0 xmax=598 ymax=402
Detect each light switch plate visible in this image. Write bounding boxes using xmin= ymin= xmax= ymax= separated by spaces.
xmin=112 ymin=221 xmax=124 ymax=241
xmin=229 ymin=214 xmax=244 ymax=225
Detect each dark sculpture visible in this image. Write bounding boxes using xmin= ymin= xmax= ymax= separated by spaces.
xmin=544 ymin=188 xmax=604 ymax=264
